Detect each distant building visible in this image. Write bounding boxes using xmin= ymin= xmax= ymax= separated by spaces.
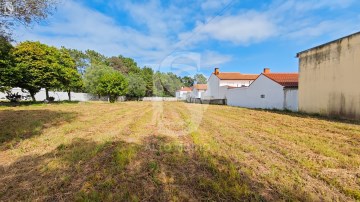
xmin=297 ymin=32 xmax=360 ymax=119
xmin=190 ymin=84 xmax=207 ymax=99
xmin=175 ymin=87 xmax=192 ymax=100
xmin=203 ymin=68 xmax=258 ymax=99
xmin=226 ymin=69 xmax=299 ymax=111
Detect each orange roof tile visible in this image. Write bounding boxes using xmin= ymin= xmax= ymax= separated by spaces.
xmin=177 ymin=87 xmax=192 ymax=92
xmin=263 ymin=73 xmax=299 ymax=87
xmin=214 ymin=73 xmax=259 ymax=80
xmin=192 ymin=84 xmax=207 ymax=90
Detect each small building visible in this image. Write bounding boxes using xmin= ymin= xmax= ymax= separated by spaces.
xmin=203 ymin=68 xmax=258 ymax=99
xmin=175 ymin=87 xmax=192 ymax=100
xmin=191 ymin=84 xmax=207 ymax=99
xmin=297 ymin=32 xmax=360 ymax=119
xmin=226 ymin=69 xmax=299 ymax=111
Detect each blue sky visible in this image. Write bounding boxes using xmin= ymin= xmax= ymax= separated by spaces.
xmin=14 ymin=0 xmax=360 ymax=77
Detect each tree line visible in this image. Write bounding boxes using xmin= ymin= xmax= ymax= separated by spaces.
xmin=0 ymin=37 xmax=208 ymax=102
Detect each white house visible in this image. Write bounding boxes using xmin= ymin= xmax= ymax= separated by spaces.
xmin=175 ymin=87 xmax=192 ymax=100
xmin=226 ymin=69 xmax=299 ymax=111
xmin=203 ymin=68 xmax=258 ymax=99
xmin=190 ymin=84 xmax=207 ymax=99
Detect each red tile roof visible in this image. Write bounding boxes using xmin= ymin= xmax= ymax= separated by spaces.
xmin=177 ymin=87 xmax=192 ymax=92
xmin=192 ymin=84 xmax=207 ymax=90
xmin=263 ymin=73 xmax=299 ymax=87
xmin=214 ymin=73 xmax=259 ymax=80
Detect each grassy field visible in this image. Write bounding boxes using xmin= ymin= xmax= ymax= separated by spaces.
xmin=0 ymin=102 xmax=359 ymax=201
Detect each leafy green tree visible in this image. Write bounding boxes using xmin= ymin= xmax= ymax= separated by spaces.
xmin=181 ymin=76 xmax=194 ymax=87
xmin=58 ymin=48 xmax=83 ymax=101
xmin=153 ymin=72 xmax=182 ymax=97
xmin=0 ymin=36 xmax=14 ymax=92
xmin=63 ymin=48 xmax=89 ymax=75
xmin=194 ymin=74 xmax=207 ymax=84
xmin=83 ymin=64 xmax=114 ymax=95
xmin=127 ymin=74 xmax=146 ymax=100
xmin=141 ymin=67 xmax=154 ymax=96
xmin=11 ymin=41 xmax=49 ymax=100
xmin=85 ymin=50 xmax=108 ymax=66
xmin=108 ymin=55 xmax=141 ymax=75
xmin=97 ymin=71 xmax=128 ymax=103
xmin=119 ymin=55 xmax=141 ymax=74
xmin=12 ymin=41 xmax=79 ymax=101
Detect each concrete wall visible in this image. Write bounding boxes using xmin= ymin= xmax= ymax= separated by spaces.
xmin=298 ymin=33 xmax=360 ymax=119
xmin=226 ymin=75 xmax=298 ymax=111
xmin=0 ymin=88 xmax=124 ymax=102
xmin=284 ymin=88 xmax=298 ymax=111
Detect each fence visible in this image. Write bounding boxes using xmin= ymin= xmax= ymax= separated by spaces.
xmin=0 ymin=88 xmax=180 ymax=102
xmin=186 ymin=98 xmax=227 ymax=105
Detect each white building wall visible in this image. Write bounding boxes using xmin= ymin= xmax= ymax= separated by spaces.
xmin=226 ymin=75 xmax=295 ymax=110
xmin=191 ymin=89 xmax=206 ymax=99
xmin=176 ymin=91 xmax=190 ymax=100
xmin=203 ymin=74 xmax=255 ymax=99
xmin=203 ymin=75 xmax=220 ymax=99
xmin=284 ymin=88 xmax=298 ymax=111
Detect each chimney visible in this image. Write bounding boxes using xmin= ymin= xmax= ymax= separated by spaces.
xmin=263 ymin=68 xmax=270 ymax=74
xmin=214 ymin=68 xmax=220 ymax=75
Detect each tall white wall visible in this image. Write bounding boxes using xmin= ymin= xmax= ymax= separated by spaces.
xmin=0 ymin=88 xmax=117 ymax=102
xmin=226 ymin=75 xmax=297 ymax=110
xmin=203 ymin=75 xmax=220 ymax=99
xmin=284 ymin=89 xmax=298 ymax=111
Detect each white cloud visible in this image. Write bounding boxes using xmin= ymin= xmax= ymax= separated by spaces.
xmin=197 ymin=12 xmax=277 ymax=44
xmin=14 ymin=0 xmax=175 ymax=66
xmin=115 ymin=0 xmax=192 ymax=36
xmin=201 ymin=51 xmax=232 ymax=69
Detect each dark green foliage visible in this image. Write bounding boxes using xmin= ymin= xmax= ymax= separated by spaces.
xmin=85 ymin=50 xmax=108 ymax=66
xmin=194 ymin=74 xmax=207 ymax=84
xmin=181 ymin=76 xmax=195 ymax=87
xmin=127 ymin=74 xmax=146 ymax=99
xmin=97 ymin=71 xmax=128 ymax=103
xmin=108 ymin=55 xmax=141 ymax=75
xmin=62 ymin=48 xmax=89 ymax=75
xmin=141 ymin=67 xmax=154 ymax=97
xmin=153 ymin=72 xmax=183 ymax=97
xmin=0 ymin=36 xmax=15 ymax=92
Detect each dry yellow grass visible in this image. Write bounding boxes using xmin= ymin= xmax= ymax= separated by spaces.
xmin=0 ymin=102 xmax=359 ymax=201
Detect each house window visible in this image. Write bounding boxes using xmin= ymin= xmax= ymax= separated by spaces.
xmin=261 ymin=94 xmax=265 ymax=98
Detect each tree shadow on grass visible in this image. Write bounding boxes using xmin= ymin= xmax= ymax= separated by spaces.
xmin=0 ymin=110 xmax=78 ymax=150
xmin=0 ymin=134 xmax=318 ymax=201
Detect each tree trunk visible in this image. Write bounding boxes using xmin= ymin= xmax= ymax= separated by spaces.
xmin=67 ymin=90 xmax=71 ymax=101
xmin=30 ymin=91 xmax=36 ymax=102
xmin=45 ymin=88 xmax=49 ymax=100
